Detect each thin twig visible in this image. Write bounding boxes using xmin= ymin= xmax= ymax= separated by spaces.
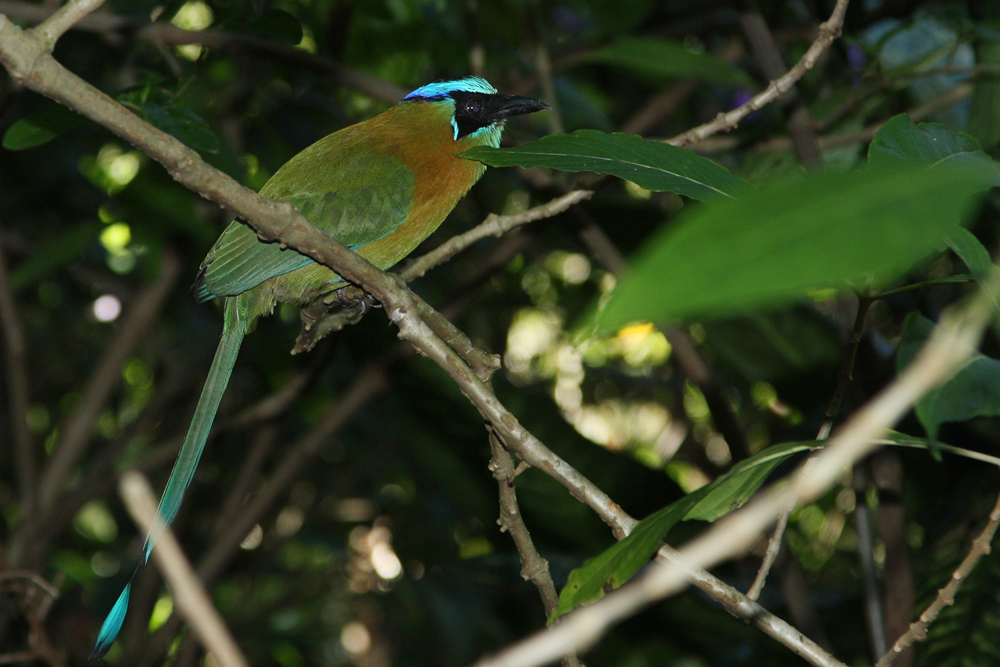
xmin=119 ymin=471 xmax=249 ymax=667
xmin=488 ymin=432 xmax=581 ymax=667
xmin=693 ymin=81 xmax=974 ymax=156
xmin=669 ymin=0 xmax=849 ymax=147
xmin=31 ymin=0 xmax=104 ymax=45
xmin=737 ymin=4 xmax=822 ymax=165
xmin=873 ymin=450 xmax=913 ymax=667
xmin=854 ymin=461 xmax=888 ymax=659
xmin=747 ymin=509 xmax=788 ymax=600
xmin=876 ymin=481 xmax=1000 ymax=667
xmin=401 ymin=190 xmax=592 ymax=282
xmin=751 ymin=294 xmax=874 ymax=600
xmin=819 ymin=295 xmax=874 ymax=440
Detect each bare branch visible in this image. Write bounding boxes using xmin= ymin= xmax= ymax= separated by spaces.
xmin=32 ymin=0 xmax=105 ymax=46
xmin=489 ymin=432 xmax=581 ymax=667
xmin=670 ymin=0 xmax=848 ymax=147
xmin=120 ymin=471 xmax=248 ymax=667
xmin=877 ymin=481 xmax=1000 ymax=667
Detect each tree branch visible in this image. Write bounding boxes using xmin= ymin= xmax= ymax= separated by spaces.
xmin=488 ymin=431 xmax=581 ymax=667
xmin=876 ymin=481 xmax=1000 ymax=667
xmin=669 ymin=0 xmax=848 ymax=147
xmin=0 ymin=8 xmax=853 ymax=665
xmin=119 ymin=472 xmax=248 ymax=667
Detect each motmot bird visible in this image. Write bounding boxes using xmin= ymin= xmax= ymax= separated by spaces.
xmin=91 ymin=76 xmax=548 ymax=658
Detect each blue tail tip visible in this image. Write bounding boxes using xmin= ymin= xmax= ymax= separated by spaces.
xmin=89 ymin=582 xmax=132 ymax=660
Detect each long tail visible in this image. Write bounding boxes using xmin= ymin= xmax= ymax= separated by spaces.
xmin=91 ymin=301 xmax=247 ymax=659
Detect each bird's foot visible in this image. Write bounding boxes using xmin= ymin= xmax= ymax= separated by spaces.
xmin=329 ymin=285 xmax=382 ymax=312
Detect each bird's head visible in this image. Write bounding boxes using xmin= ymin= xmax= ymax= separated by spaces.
xmin=402 ymin=76 xmax=549 ymax=148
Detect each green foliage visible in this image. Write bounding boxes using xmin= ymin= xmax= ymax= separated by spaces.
xmin=581 ymin=37 xmax=753 ymax=85
xmin=465 ymin=129 xmax=748 ymax=201
xmin=867 ymin=114 xmax=1000 ymax=187
xmin=553 ymin=441 xmax=812 ymax=618
xmin=2 ymin=103 xmax=83 ymax=150
xmin=3 ymin=1 xmax=1000 ymax=665
xmin=897 ymin=315 xmax=1000 ymax=440
xmin=137 ymin=101 xmax=222 ymax=154
xmin=588 ymin=164 xmax=982 ymax=332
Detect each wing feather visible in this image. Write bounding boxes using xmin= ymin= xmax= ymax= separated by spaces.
xmin=194 ymin=148 xmax=415 ymax=301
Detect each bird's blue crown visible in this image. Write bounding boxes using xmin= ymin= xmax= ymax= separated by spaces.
xmin=403 ymin=76 xmax=498 ymax=102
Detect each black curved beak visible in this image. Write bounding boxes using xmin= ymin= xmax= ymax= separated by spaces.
xmin=496 ymin=94 xmax=550 ymax=120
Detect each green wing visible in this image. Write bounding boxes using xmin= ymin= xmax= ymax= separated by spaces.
xmin=195 ymin=149 xmax=415 ymax=302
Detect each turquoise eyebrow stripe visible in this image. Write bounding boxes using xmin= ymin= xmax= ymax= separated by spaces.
xmin=403 ymin=76 xmax=497 ymax=100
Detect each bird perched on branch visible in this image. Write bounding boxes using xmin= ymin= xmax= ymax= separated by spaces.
xmin=91 ymin=76 xmax=548 ymax=658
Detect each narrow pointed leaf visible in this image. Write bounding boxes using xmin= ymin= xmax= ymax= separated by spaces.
xmin=551 ymin=493 xmax=700 ymax=620
xmin=684 ymin=441 xmax=814 ymax=521
xmin=464 ymin=130 xmax=749 ymax=202
xmin=553 ymin=441 xmax=810 ymax=619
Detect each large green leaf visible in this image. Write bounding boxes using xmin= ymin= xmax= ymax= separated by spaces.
xmin=582 ymin=37 xmax=752 ymax=86
xmin=463 ymin=130 xmax=748 ymax=202
xmin=897 ymin=314 xmax=1000 ymax=440
xmin=587 ymin=165 xmax=984 ymax=332
xmin=553 ymin=441 xmax=810 ymax=619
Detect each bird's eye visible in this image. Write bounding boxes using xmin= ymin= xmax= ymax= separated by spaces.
xmin=465 ymin=99 xmax=482 ymax=114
